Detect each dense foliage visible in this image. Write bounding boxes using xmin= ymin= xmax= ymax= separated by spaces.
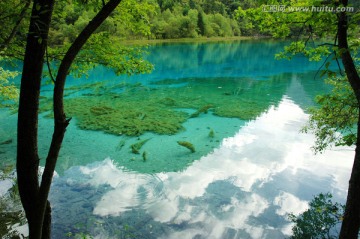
xmin=49 ymin=0 xmax=249 ymax=41
xmin=1 ymin=0 xmax=359 ymax=62
xmin=289 ymin=193 xmax=345 ymax=239
xmin=0 ymin=0 xmax=276 ymax=48
xmin=234 ymin=0 xmax=360 ymax=152
xmin=303 ymin=75 xmax=359 ymax=153
xmin=0 ymin=63 xmax=19 ymax=106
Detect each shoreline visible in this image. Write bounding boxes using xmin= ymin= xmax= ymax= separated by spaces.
xmin=119 ymin=36 xmax=269 ymax=46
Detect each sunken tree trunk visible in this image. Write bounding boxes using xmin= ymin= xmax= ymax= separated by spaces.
xmin=338 ymin=0 xmax=360 ymax=238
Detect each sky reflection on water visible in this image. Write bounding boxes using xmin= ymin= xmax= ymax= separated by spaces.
xmin=51 ymin=97 xmax=354 ymax=239
xmin=0 ymin=41 xmax=353 ymax=239
xmin=0 ymin=40 xmax=353 ymax=238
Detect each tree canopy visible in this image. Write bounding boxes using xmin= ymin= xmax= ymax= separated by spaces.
xmin=234 ymin=0 xmax=360 ymax=152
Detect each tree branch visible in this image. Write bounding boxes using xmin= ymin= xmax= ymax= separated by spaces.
xmin=45 ymin=44 xmax=55 ymax=83
xmin=318 ymin=43 xmax=338 ymax=47
xmin=0 ymin=0 xmax=32 ymax=51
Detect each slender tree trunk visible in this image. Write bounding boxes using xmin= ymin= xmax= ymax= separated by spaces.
xmin=15 ymin=0 xmax=120 ymax=237
xmin=338 ymin=0 xmax=360 ymax=238
xmin=18 ymin=0 xmax=123 ymax=238
xmin=38 ymin=0 xmax=123 ymax=225
xmin=16 ymin=0 xmax=55 ymax=238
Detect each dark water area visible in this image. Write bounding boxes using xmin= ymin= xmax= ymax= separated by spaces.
xmin=0 ymin=40 xmax=354 ymax=238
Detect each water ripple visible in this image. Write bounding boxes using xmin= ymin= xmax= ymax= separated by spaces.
xmin=86 ymin=160 xmax=165 ymax=216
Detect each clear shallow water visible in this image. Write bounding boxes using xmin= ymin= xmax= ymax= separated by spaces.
xmin=0 ymin=40 xmax=354 ymax=238
xmin=49 ymin=98 xmax=353 ymax=239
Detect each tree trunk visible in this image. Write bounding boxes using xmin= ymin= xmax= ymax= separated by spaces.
xmin=16 ymin=0 xmax=55 ymax=238
xmin=338 ymin=0 xmax=360 ymax=238
xmin=17 ymin=0 xmax=123 ymax=238
xmin=339 ymin=114 xmax=360 ymax=239
xmin=38 ymin=1 xmax=123 ymax=230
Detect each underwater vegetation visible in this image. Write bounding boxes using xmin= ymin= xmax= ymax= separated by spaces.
xmin=0 ymin=139 xmax=12 ymax=145
xmin=208 ymin=129 xmax=215 ymax=138
xmin=190 ymin=104 xmax=214 ymax=118
xmin=90 ymin=106 xmax=114 ymax=116
xmin=39 ymin=96 xmax=53 ymax=114
xmin=150 ymin=76 xmax=286 ymax=120
xmin=116 ymin=139 xmax=126 ymax=151
xmin=0 ymin=139 xmax=13 ymax=155
xmin=142 ymin=151 xmax=147 ymax=161
xmin=64 ymin=95 xmax=188 ymax=136
xmin=130 ymin=138 xmax=151 ymax=154
xmin=37 ymin=75 xmax=287 ymax=138
xmin=177 ymin=141 xmax=196 ymax=153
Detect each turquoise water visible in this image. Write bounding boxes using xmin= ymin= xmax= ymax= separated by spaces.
xmin=0 ymin=40 xmax=354 ymax=238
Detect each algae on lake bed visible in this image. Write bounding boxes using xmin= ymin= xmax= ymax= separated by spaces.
xmin=31 ymin=73 xmax=291 ymax=174
xmin=149 ymin=76 xmax=286 ymax=120
xmin=64 ymin=96 xmax=188 ymax=136
xmin=45 ymin=75 xmax=287 ymax=137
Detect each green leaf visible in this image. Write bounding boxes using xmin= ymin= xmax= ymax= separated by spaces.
xmin=289 ymin=193 xmax=344 ymax=239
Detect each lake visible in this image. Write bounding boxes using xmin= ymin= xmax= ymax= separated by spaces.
xmin=0 ymin=40 xmax=355 ymax=238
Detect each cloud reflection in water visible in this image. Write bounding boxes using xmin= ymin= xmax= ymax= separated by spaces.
xmin=53 ymin=97 xmax=354 ymax=238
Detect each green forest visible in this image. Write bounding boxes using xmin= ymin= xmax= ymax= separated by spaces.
xmin=2 ymin=0 xmax=360 ymax=56
xmin=2 ymin=0 xmax=360 ymax=53
xmin=2 ymin=0 xmax=252 ymax=48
